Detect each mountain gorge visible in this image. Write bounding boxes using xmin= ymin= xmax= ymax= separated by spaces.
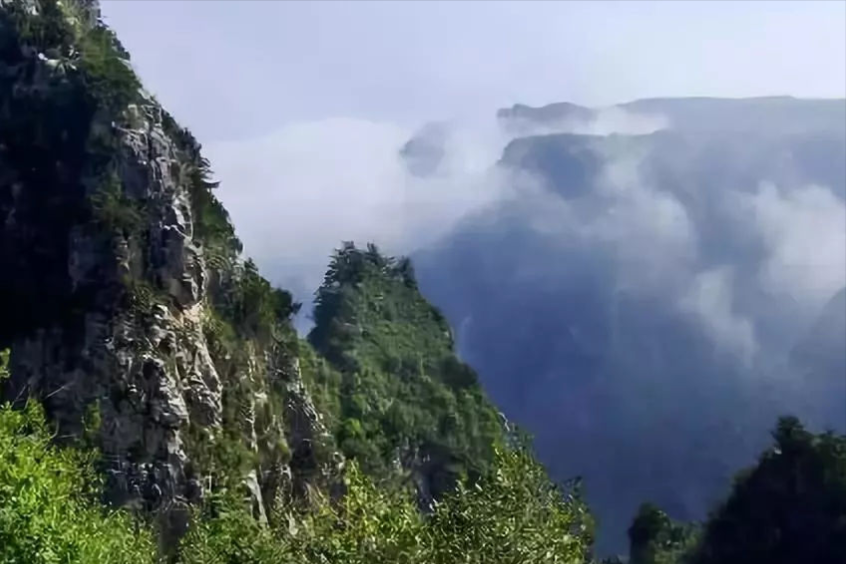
xmin=411 ymin=96 xmax=846 ymax=552
xmin=0 ymin=1 xmax=844 ymax=563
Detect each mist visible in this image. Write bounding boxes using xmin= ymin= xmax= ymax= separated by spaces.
xmin=410 ymin=101 xmax=845 ymax=552
xmin=181 ymin=30 xmax=846 ymax=553
xmin=209 ymin=98 xmax=846 ymax=553
xmin=206 ymin=117 xmax=517 ymax=306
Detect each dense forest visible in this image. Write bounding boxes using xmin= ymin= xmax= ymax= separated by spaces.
xmin=0 ymin=1 xmax=843 ymax=563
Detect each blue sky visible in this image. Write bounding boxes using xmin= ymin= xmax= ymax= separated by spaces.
xmin=102 ymin=1 xmax=846 ymax=143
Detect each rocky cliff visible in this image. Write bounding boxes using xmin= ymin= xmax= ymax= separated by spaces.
xmin=0 ymin=0 xmax=335 ymax=538
xmin=0 ymin=1 xmax=509 ymax=543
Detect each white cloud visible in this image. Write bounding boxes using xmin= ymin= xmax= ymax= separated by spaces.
xmin=560 ymin=107 xmax=669 ymax=137
xmin=504 ymin=107 xmax=669 ymax=139
xmin=207 ymin=111 xmax=844 ymax=366
xmin=589 ymin=155 xmax=696 ymax=291
xmin=679 ymin=267 xmax=758 ymax=362
xmin=742 ymin=182 xmax=846 ymax=311
xmin=208 ymin=117 xmax=513 ymax=295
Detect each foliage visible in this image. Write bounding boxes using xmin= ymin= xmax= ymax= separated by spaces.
xmin=90 ymin=171 xmax=143 ymax=235
xmin=7 ymin=7 xmax=845 ymax=564
xmin=0 ymin=5 xmax=592 ymax=564
xmin=0 ymin=1 xmax=96 ymax=340
xmin=287 ymin=462 xmax=427 ymax=564
xmin=308 ymin=242 xmax=504 ymax=485
xmin=161 ymin=111 xmax=242 ymax=265
xmin=191 ymin=262 xmax=300 ymax=488
xmin=180 ymin=491 xmax=289 ymax=564
xmin=3 ymin=0 xmax=73 ymax=54
xmin=297 ymin=339 xmax=344 ymax=429
xmin=628 ymin=418 xmax=846 ymax=564
xmin=188 ymin=310 xmax=265 ymax=488
xmin=187 ymin=298 xmax=301 ymax=501
xmin=690 ymin=416 xmax=846 ymax=564
xmin=71 ymin=10 xmax=140 ymax=114
xmin=214 ymin=259 xmax=300 ymax=342
xmin=0 ymin=401 xmax=157 ymax=564
xmin=0 ymin=398 xmax=588 ymax=564
xmin=180 ymin=449 xmax=592 ymax=564
xmin=428 ymin=446 xmax=594 ymax=564
xmin=628 ymin=504 xmax=699 ymax=564
xmin=0 ymin=349 xmax=9 ymax=381
xmin=2 ymin=0 xmax=140 ymax=129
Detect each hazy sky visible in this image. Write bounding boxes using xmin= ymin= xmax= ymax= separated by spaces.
xmin=101 ymin=0 xmax=846 ymax=143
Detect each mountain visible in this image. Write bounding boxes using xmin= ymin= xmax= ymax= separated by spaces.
xmin=497 ymin=96 xmax=846 ymax=136
xmin=399 ymin=121 xmax=449 ymax=177
xmin=0 ymin=2 xmax=592 ymax=562
xmin=620 ymin=96 xmax=846 ymax=135
xmin=412 ymin=96 xmax=846 ymax=552
xmin=0 ymin=1 xmax=844 ymax=563
xmin=497 ymin=102 xmax=596 ymax=136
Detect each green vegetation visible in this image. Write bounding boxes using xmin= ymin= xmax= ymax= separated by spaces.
xmin=691 ymin=417 xmax=846 ymax=564
xmin=5 ymin=390 xmax=839 ymax=564
xmin=2 ymin=4 xmax=845 ymax=564
xmin=0 ymin=401 xmax=590 ymax=564
xmin=73 ymin=19 xmax=140 ymax=115
xmin=180 ymin=448 xmax=592 ymax=564
xmin=161 ymin=111 xmax=243 ymax=267
xmin=628 ymin=504 xmax=699 ymax=564
xmin=186 ymin=254 xmax=302 ymax=491
xmin=0 ymin=401 xmax=157 ymax=564
xmin=90 ymin=171 xmax=144 ymax=235
xmin=187 ymin=303 xmax=293 ymax=493
xmin=428 ymin=446 xmax=594 ymax=563
xmin=626 ymin=417 xmax=846 ymax=564
xmin=309 ymin=242 xmax=504 ymax=486
xmin=0 ymin=0 xmax=148 ymax=342
xmin=0 ymin=349 xmax=8 ymax=381
xmin=213 ymin=258 xmax=300 ymax=342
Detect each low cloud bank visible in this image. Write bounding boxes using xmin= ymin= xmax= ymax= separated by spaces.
xmin=209 ymin=102 xmax=845 ymax=553
xmin=210 ymin=106 xmax=845 ymax=360
xmin=208 ymin=117 xmax=513 ymax=300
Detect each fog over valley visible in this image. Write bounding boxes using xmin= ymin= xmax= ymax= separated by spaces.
xmin=93 ymin=0 xmax=846 ymax=555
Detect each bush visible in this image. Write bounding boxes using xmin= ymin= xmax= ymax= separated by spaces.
xmin=76 ymin=22 xmax=140 ymax=114
xmin=628 ymin=504 xmax=699 ymax=564
xmin=0 ymin=401 xmax=157 ymax=564
xmin=429 ymin=447 xmax=594 ymax=564
xmin=178 ymin=450 xmax=591 ymax=564
xmin=691 ymin=417 xmax=846 ymax=564
xmin=180 ymin=492 xmax=289 ymax=564
xmin=307 ymin=243 xmax=504 ymax=485
xmin=90 ymin=171 xmax=143 ymax=235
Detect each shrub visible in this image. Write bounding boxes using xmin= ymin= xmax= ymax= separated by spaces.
xmin=429 ymin=447 xmax=594 ymax=564
xmin=0 ymin=401 xmax=157 ymax=564
xmin=180 ymin=492 xmax=289 ymax=564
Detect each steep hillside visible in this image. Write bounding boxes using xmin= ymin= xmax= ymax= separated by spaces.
xmin=0 ymin=0 xmax=326 ymax=538
xmin=0 ymin=1 xmax=593 ymax=562
xmin=0 ymin=2 xmax=843 ymax=563
xmin=306 ymin=242 xmax=505 ymax=500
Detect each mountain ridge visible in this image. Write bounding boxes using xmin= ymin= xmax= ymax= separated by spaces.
xmin=0 ymin=2 xmax=843 ymax=563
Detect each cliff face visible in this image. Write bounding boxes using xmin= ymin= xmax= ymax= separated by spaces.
xmin=0 ymin=0 xmax=332 ymax=534
xmin=0 ymin=1 xmax=504 ymax=538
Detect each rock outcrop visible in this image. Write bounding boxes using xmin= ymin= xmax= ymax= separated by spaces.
xmin=0 ymin=0 xmax=332 ymax=533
